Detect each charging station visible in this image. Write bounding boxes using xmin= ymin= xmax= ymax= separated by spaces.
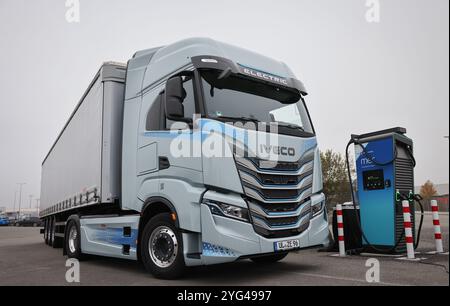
xmin=350 ymin=127 xmax=416 ymax=253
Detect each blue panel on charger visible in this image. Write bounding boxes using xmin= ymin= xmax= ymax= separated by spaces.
xmin=355 ymin=137 xmax=395 ymax=246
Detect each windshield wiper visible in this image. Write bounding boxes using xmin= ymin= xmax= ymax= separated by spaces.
xmin=213 ymin=115 xmax=260 ymax=124
xmin=273 ymin=121 xmax=305 ymax=131
xmin=210 ymin=116 xmax=306 ymax=134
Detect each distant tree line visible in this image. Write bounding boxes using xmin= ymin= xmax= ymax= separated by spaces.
xmin=320 ymin=149 xmax=354 ymax=211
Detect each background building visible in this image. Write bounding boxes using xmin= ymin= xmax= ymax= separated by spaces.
xmin=3 ymin=207 xmax=39 ymax=220
xmin=415 ymin=183 xmax=449 ymax=212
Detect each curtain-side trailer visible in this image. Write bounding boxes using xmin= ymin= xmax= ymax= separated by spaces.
xmin=40 ymin=63 xmax=126 ymax=246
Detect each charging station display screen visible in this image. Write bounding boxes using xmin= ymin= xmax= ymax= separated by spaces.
xmin=363 ymin=169 xmax=385 ymax=190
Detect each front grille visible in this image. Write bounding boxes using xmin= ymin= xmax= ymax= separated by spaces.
xmin=237 ymin=168 xmax=310 ymax=186
xmin=236 ymin=149 xmax=315 ymax=238
xmin=255 ymin=199 xmax=307 ymax=213
xmin=265 ymin=216 xmax=299 ymax=227
xmin=252 ymin=221 xmax=311 ymax=239
xmin=247 ymin=158 xmax=304 ymax=171
xmin=255 ymin=188 xmax=299 ymax=199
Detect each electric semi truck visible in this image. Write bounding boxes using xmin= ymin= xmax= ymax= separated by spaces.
xmin=40 ymin=38 xmax=329 ymax=279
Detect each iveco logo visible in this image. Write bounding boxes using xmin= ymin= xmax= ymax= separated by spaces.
xmin=242 ymin=68 xmax=288 ymax=86
xmin=260 ymin=144 xmax=295 ymax=156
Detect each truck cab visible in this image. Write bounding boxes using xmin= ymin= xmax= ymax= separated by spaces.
xmin=40 ymin=38 xmax=329 ymax=279
xmin=121 ymin=38 xmax=329 ymax=275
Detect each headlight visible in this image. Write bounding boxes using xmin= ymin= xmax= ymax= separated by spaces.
xmin=312 ymin=200 xmax=325 ymax=217
xmin=205 ymin=200 xmax=250 ymax=222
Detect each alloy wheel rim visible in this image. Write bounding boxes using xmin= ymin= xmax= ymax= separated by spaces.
xmin=149 ymin=226 xmax=178 ymax=268
xmin=68 ymin=226 xmax=78 ymax=253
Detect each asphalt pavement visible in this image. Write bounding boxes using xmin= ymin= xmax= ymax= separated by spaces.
xmin=0 ymin=213 xmax=448 ymax=286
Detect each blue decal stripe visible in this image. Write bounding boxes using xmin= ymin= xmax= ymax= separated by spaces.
xmin=91 ymin=228 xmax=138 ymax=248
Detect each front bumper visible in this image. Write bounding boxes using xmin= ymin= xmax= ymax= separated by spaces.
xmin=185 ymin=193 xmax=330 ymax=266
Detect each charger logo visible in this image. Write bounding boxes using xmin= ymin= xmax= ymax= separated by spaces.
xmin=242 ymin=67 xmax=288 ymax=86
xmin=361 ymin=158 xmax=373 ymax=166
xmin=260 ymin=144 xmax=295 ymax=156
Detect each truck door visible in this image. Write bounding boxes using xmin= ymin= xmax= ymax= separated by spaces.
xmin=157 ymin=75 xmax=202 ymax=174
xmin=136 ymin=87 xmax=163 ymax=202
xmin=137 ymin=74 xmax=204 ymax=235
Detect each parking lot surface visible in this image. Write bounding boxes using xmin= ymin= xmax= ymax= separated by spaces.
xmin=0 ymin=213 xmax=448 ymax=286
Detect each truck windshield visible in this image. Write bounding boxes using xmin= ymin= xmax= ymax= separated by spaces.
xmin=200 ymin=70 xmax=315 ymax=137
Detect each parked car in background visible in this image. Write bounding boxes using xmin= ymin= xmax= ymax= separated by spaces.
xmin=13 ymin=217 xmax=43 ymax=227
xmin=0 ymin=216 xmax=10 ymax=226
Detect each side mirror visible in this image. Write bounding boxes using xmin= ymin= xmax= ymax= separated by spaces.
xmin=165 ymin=76 xmax=186 ymax=121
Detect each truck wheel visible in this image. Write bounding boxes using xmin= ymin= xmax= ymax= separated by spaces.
xmin=250 ymin=253 xmax=288 ymax=264
xmin=44 ymin=218 xmax=49 ymax=244
xmin=65 ymin=220 xmax=83 ymax=259
xmin=141 ymin=213 xmax=185 ymax=279
xmin=50 ymin=217 xmax=63 ymax=248
xmin=48 ymin=217 xmax=54 ymax=246
xmin=46 ymin=218 xmax=52 ymax=245
xmin=47 ymin=218 xmax=52 ymax=245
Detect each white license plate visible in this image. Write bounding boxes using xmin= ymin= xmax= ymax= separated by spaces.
xmin=274 ymin=239 xmax=300 ymax=251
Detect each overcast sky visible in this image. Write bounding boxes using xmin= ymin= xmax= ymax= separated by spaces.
xmin=0 ymin=0 xmax=448 ymax=210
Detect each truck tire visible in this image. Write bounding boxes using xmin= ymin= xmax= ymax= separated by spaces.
xmin=140 ymin=213 xmax=185 ymax=279
xmin=51 ymin=220 xmax=63 ymax=249
xmin=44 ymin=218 xmax=49 ymax=244
xmin=48 ymin=217 xmax=54 ymax=246
xmin=47 ymin=218 xmax=52 ymax=245
xmin=250 ymin=253 xmax=288 ymax=264
xmin=65 ymin=220 xmax=83 ymax=260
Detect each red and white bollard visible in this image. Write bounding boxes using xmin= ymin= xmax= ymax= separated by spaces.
xmin=431 ymin=200 xmax=444 ymax=253
xmin=336 ymin=204 xmax=346 ymax=257
xmin=402 ymin=200 xmax=415 ymax=259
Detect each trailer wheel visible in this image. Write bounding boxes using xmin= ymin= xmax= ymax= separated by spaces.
xmin=250 ymin=253 xmax=288 ymax=264
xmin=65 ymin=220 xmax=83 ymax=259
xmin=141 ymin=213 xmax=185 ymax=279
xmin=44 ymin=218 xmax=49 ymax=244
xmin=46 ymin=218 xmax=52 ymax=245
xmin=48 ymin=217 xmax=55 ymax=246
xmin=51 ymin=217 xmax=63 ymax=249
xmin=47 ymin=218 xmax=53 ymax=245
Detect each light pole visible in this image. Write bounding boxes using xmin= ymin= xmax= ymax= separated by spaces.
xmin=13 ymin=190 xmax=17 ymax=213
xmin=35 ymin=198 xmax=40 ymax=212
xmin=17 ymin=183 xmax=26 ymax=220
xmin=29 ymin=195 xmax=33 ymax=209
